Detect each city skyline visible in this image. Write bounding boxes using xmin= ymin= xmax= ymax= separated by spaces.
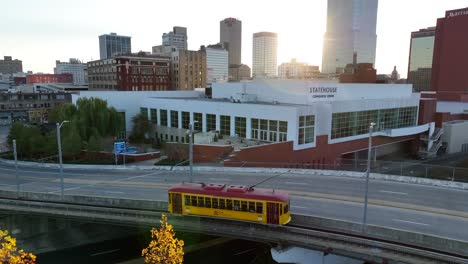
xmin=1 ymin=0 xmax=467 ymax=76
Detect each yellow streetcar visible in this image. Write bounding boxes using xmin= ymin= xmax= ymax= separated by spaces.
xmin=168 ymin=182 xmax=291 ymax=225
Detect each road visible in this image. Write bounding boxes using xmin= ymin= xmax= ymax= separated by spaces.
xmin=0 ymin=162 xmax=467 ymax=242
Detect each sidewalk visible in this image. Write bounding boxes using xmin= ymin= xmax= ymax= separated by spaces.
xmin=129 ymin=155 xmax=167 ymax=166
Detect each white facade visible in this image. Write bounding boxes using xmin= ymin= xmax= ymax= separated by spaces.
xmin=54 ymin=59 xmax=87 ymax=85
xmin=253 ymin=32 xmax=278 ymax=78
xmin=206 ymin=47 xmax=228 ymax=83
xmin=322 ymin=0 xmax=378 ymax=74
xmin=72 ymin=81 xmax=426 ymax=151
xmin=442 ymin=120 xmax=468 ymax=154
xmin=72 ymin=90 xmax=203 ymax=133
xmin=436 ymin=101 xmax=468 ymax=114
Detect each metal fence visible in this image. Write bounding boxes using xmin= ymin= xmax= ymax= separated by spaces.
xmin=224 ymin=159 xmax=468 ymax=183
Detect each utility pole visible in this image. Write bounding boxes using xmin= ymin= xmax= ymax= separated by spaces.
xmin=56 ymin=121 xmax=69 ymax=200
xmin=362 ymin=122 xmax=375 ymax=233
xmin=13 ymin=140 xmax=19 ymax=197
xmin=189 ymin=123 xmax=193 ymax=182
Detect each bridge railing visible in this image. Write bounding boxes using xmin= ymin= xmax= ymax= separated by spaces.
xmin=223 ymin=159 xmax=468 ymax=183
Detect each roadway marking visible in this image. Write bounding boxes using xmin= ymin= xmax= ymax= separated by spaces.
xmin=292 ymin=206 xmax=308 ymax=209
xmin=114 ymin=171 xmax=164 ymax=182
xmin=285 ymin=182 xmax=304 ymax=185
xmin=379 ymin=190 xmax=408 ymax=195
xmin=392 ymin=219 xmax=429 ymax=226
xmin=209 ymin=178 xmax=230 ymax=181
xmin=104 ymin=191 xmax=125 ymax=195
xmin=90 ymin=248 xmax=120 ymax=257
xmin=48 ymin=171 xmax=165 ymax=194
xmin=0 ymin=167 xmax=83 ymax=176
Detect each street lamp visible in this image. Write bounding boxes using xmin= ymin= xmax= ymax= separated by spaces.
xmin=57 ymin=120 xmax=69 ymax=199
xmin=188 ymin=121 xmax=198 ymax=183
xmin=362 ymin=122 xmax=376 ymax=233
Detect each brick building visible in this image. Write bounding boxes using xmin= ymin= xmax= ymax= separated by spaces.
xmin=87 ymin=54 xmax=171 ymax=91
xmin=0 ymin=56 xmax=23 ymax=74
xmin=26 ymin=73 xmax=73 ymax=85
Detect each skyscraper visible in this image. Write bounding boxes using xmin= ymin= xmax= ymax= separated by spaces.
xmin=220 ymin=18 xmax=242 ymax=66
xmin=321 ymin=0 xmax=378 ymax=74
xmin=162 ymin=26 xmax=188 ymax=50
xmin=407 ymin=27 xmax=435 ymax=92
xmin=99 ymin=33 xmax=131 ymax=59
xmin=252 ymin=32 xmax=278 ymax=78
xmin=431 ymin=7 xmax=468 ymax=100
xmin=206 ymin=44 xmax=229 ymax=83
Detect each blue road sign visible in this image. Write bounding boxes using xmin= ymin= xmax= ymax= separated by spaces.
xmin=114 ymin=142 xmax=126 ymax=154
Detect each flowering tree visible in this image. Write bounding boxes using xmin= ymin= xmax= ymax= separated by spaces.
xmin=142 ymin=214 xmax=184 ymax=264
xmin=0 ymin=229 xmax=36 ymax=264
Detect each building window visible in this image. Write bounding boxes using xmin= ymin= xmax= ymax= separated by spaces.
xmin=182 ymin=111 xmax=190 ymax=129
xmin=235 ymin=117 xmax=246 ymax=138
xmin=331 ymin=107 xmax=418 ymax=139
xmin=251 ymin=118 xmax=287 ymax=142
xmin=194 ymin=112 xmax=202 ymax=131
xmin=251 ymin=119 xmax=259 ymax=140
xmin=150 ymin=108 xmax=157 ymax=124
xmin=170 ymin=110 xmax=179 ymax=128
xmin=160 ymin=109 xmax=168 ymax=126
xmin=206 ymin=114 xmax=216 ymax=132
xmin=220 ymin=115 xmax=230 ymax=136
xmin=140 ymin=107 xmax=148 ymax=117
xmin=279 ymin=121 xmax=288 ymax=142
xmin=298 ymin=115 xmax=315 ymax=145
xmin=269 ymin=120 xmax=278 ymax=142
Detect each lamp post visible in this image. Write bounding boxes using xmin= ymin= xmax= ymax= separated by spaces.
xmin=56 ymin=120 xmax=69 ymax=199
xmin=13 ymin=140 xmax=19 ymax=198
xmin=188 ymin=121 xmax=198 ymax=183
xmin=362 ymin=122 xmax=375 ymax=233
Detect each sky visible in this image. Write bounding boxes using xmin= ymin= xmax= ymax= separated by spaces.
xmin=1 ymin=0 xmax=468 ymax=77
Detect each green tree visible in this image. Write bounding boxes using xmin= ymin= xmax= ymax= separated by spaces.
xmin=87 ymin=133 xmax=103 ymax=153
xmin=7 ymin=123 xmax=47 ymax=159
xmin=142 ymin=214 xmax=184 ymax=264
xmin=130 ymin=113 xmax=150 ymax=143
xmin=62 ymin=123 xmax=82 ymax=156
xmin=49 ymin=103 xmax=77 ymax=124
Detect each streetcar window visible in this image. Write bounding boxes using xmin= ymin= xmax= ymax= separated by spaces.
xmin=185 ymin=195 xmax=191 ymax=206
xmin=212 ymin=198 xmax=219 ymax=209
xmin=256 ymin=202 xmax=263 ymax=214
xmin=284 ymin=202 xmax=289 ymax=214
xmin=241 ymin=201 xmax=247 ymax=212
xmin=205 ymin=197 xmax=211 ymax=208
xmin=226 ymin=199 xmax=233 ymax=210
xmin=280 ymin=204 xmax=283 ymax=215
xmin=168 ymin=193 xmax=172 ymax=204
xmin=191 ymin=196 xmax=197 ymax=206
xmin=198 ymin=197 xmax=204 ymax=207
xmin=219 ymin=199 xmax=225 ymax=209
xmin=233 ymin=200 xmax=240 ymax=211
xmin=248 ymin=202 xmax=255 ymax=213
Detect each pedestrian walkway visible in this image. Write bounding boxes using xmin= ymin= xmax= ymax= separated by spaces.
xmin=129 ymin=155 xmax=167 ymax=166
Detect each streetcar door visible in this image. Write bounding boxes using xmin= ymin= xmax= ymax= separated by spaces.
xmin=172 ymin=193 xmax=183 ymax=214
xmin=267 ymin=202 xmax=279 ymax=224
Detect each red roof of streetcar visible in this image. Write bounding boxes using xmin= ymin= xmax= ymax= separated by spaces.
xmin=168 ymin=182 xmax=289 ymax=202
